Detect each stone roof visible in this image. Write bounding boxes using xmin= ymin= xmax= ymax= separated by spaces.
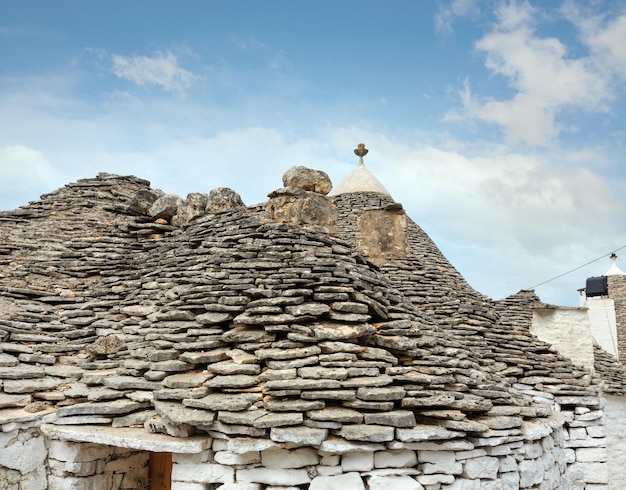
xmin=331 ymin=192 xmax=615 ymax=405
xmin=329 ymin=162 xmax=391 ymax=196
xmin=0 ymin=169 xmax=623 ymax=446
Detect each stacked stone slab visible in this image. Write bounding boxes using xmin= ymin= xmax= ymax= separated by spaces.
xmin=331 ymin=190 xmax=621 ymax=489
xmin=0 ymin=168 xmax=622 ymax=489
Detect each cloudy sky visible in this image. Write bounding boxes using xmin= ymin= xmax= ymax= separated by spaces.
xmin=2 ymin=0 xmax=626 ymax=306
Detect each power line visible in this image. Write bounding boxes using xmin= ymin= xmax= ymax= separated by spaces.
xmin=528 ymin=244 xmax=626 ymax=290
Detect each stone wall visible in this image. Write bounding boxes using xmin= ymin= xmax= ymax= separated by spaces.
xmin=168 ymin=417 xmax=568 ymax=490
xmin=531 ymin=306 xmax=595 ymax=371
xmin=0 ymin=416 xmax=575 ymax=490
xmin=604 ymin=395 xmax=626 ymax=489
xmin=47 ymin=439 xmax=148 ymax=490
xmin=562 ymin=403 xmax=609 ymax=489
xmin=0 ymin=423 xmax=149 ymax=490
xmin=586 ymin=298 xmax=619 ymax=358
xmin=0 ymin=426 xmax=47 ymax=490
xmin=608 ymin=275 xmax=626 ymax=364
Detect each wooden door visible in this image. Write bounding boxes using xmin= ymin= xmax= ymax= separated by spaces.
xmin=148 ymin=452 xmax=172 ymax=490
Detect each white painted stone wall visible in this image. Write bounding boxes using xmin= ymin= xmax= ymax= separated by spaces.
xmin=0 ymin=412 xmax=609 ymax=489
xmin=562 ymin=404 xmax=610 ymax=489
xmin=604 ymin=395 xmax=626 ymax=489
xmin=168 ymin=417 xmax=569 ymax=490
xmin=531 ymin=306 xmax=595 ymax=370
xmin=585 ymin=297 xmax=619 ymax=358
xmin=46 ymin=439 xmax=148 ymax=489
xmin=0 ymin=427 xmax=47 ymax=490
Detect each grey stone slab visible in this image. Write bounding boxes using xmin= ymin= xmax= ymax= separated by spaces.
xmin=338 ymin=424 xmax=395 ymax=442
xmin=3 ymin=378 xmax=62 ymax=394
xmin=55 ymin=399 xmax=151 ymax=417
xmin=253 ymin=412 xmax=303 ymax=428
xmin=0 ymin=364 xmax=45 ymax=379
xmin=356 ymin=386 xmax=406 ymax=401
xmin=255 ymin=345 xmax=322 ymax=361
xmin=179 ymin=348 xmax=230 ymax=364
xmin=363 ymin=410 xmax=416 ymax=428
xmin=154 ymin=400 xmax=216 ymax=426
xmin=208 ymin=361 xmax=261 ymax=376
xmin=184 ymin=393 xmax=261 ymax=411
xmin=396 ymin=425 xmax=465 ymax=442
xmin=102 ymin=375 xmax=162 ymax=391
xmin=41 ymin=424 xmax=211 ymax=453
xmin=307 ymin=407 xmax=363 ymax=423
xmin=0 ymin=393 xmax=32 ymax=409
xmin=163 ymin=372 xmax=213 ymax=388
xmin=264 ymin=399 xmax=325 ymax=412
xmin=0 ymin=353 xmax=19 ymax=367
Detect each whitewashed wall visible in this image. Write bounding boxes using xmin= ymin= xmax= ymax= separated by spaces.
xmin=604 ymin=395 xmax=626 ymax=489
xmin=531 ymin=306 xmax=595 ymax=371
xmin=585 ymin=298 xmax=619 ymax=358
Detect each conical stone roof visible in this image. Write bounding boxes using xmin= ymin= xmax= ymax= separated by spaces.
xmin=329 ymin=163 xmax=391 ymax=197
xmin=0 ymin=172 xmax=552 ymax=445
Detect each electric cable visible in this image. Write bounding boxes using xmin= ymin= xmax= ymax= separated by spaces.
xmin=528 ymin=244 xmax=626 ymax=290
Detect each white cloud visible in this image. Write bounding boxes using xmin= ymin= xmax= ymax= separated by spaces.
xmin=111 ymin=51 xmax=196 ymax=92
xmin=573 ymin=9 xmax=626 ymax=79
xmin=453 ymin=1 xmax=613 ymax=146
xmin=0 ymin=145 xmax=65 ymax=209
xmin=435 ymin=0 xmax=480 ymax=34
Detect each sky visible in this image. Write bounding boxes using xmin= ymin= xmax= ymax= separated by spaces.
xmin=1 ymin=0 xmax=626 ymax=306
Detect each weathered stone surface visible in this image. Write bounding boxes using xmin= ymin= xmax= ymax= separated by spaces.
xmin=237 ymin=467 xmax=311 ymax=486
xmin=55 ymin=400 xmax=150 ymax=417
xmin=363 ymin=410 xmax=416 ymax=427
xmin=270 ymin=426 xmax=328 ymax=446
xmin=261 ymin=447 xmax=319 ymax=468
xmin=356 ymin=386 xmax=405 ymax=401
xmin=172 ymin=192 xmax=209 ymax=226
xmin=184 ymin=393 xmax=261 ymax=411
xmin=264 ymin=398 xmax=324 ymax=412
xmin=86 ymin=335 xmax=124 ymax=355
xmin=128 ymin=187 xmax=163 ymax=213
xmin=338 ymin=424 xmax=395 ymax=442
xmin=226 ymin=437 xmax=278 ymax=454
xmin=41 ymin=424 xmax=210 ymax=453
xmin=255 ymin=346 xmax=322 ymax=360
xmin=0 ymin=353 xmax=18 ymax=367
xmin=462 ymin=455 xmax=500 ymax=479
xmin=282 ymin=166 xmax=333 ymax=195
xmin=310 ymin=472 xmax=366 ymax=490
xmin=396 ymin=426 xmax=465 ymax=442
xmin=154 ymin=401 xmax=216 ymax=426
xmin=308 ymin=407 xmax=363 ymax=423
xmin=149 ymin=194 xmax=184 ymax=220
xmin=163 ymin=372 xmax=212 ymax=389
xmin=0 ymin=365 xmax=45 ymax=379
xmin=0 ymin=432 xmax=46 ymax=473
xmin=253 ymin=412 xmax=303 ymax=428
xmin=3 ymin=378 xmax=61 ymax=393
xmin=205 ymin=187 xmax=246 ymax=213
xmin=368 ymin=475 xmax=423 ymax=490
xmin=0 ymin=393 xmax=31 ymax=408
xmin=102 ymin=376 xmax=161 ymax=391
xmin=266 ymin=188 xmax=338 ymax=232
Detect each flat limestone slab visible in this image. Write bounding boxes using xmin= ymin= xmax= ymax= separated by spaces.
xmin=41 ymin=424 xmax=211 ymax=453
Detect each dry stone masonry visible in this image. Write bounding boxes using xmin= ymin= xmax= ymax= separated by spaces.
xmin=0 ymin=162 xmax=624 ymax=489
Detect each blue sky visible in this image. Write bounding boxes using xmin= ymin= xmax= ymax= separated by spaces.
xmin=2 ymin=0 xmax=626 ymax=306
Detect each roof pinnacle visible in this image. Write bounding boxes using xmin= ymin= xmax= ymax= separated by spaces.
xmin=354 ymin=143 xmax=368 ymax=165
